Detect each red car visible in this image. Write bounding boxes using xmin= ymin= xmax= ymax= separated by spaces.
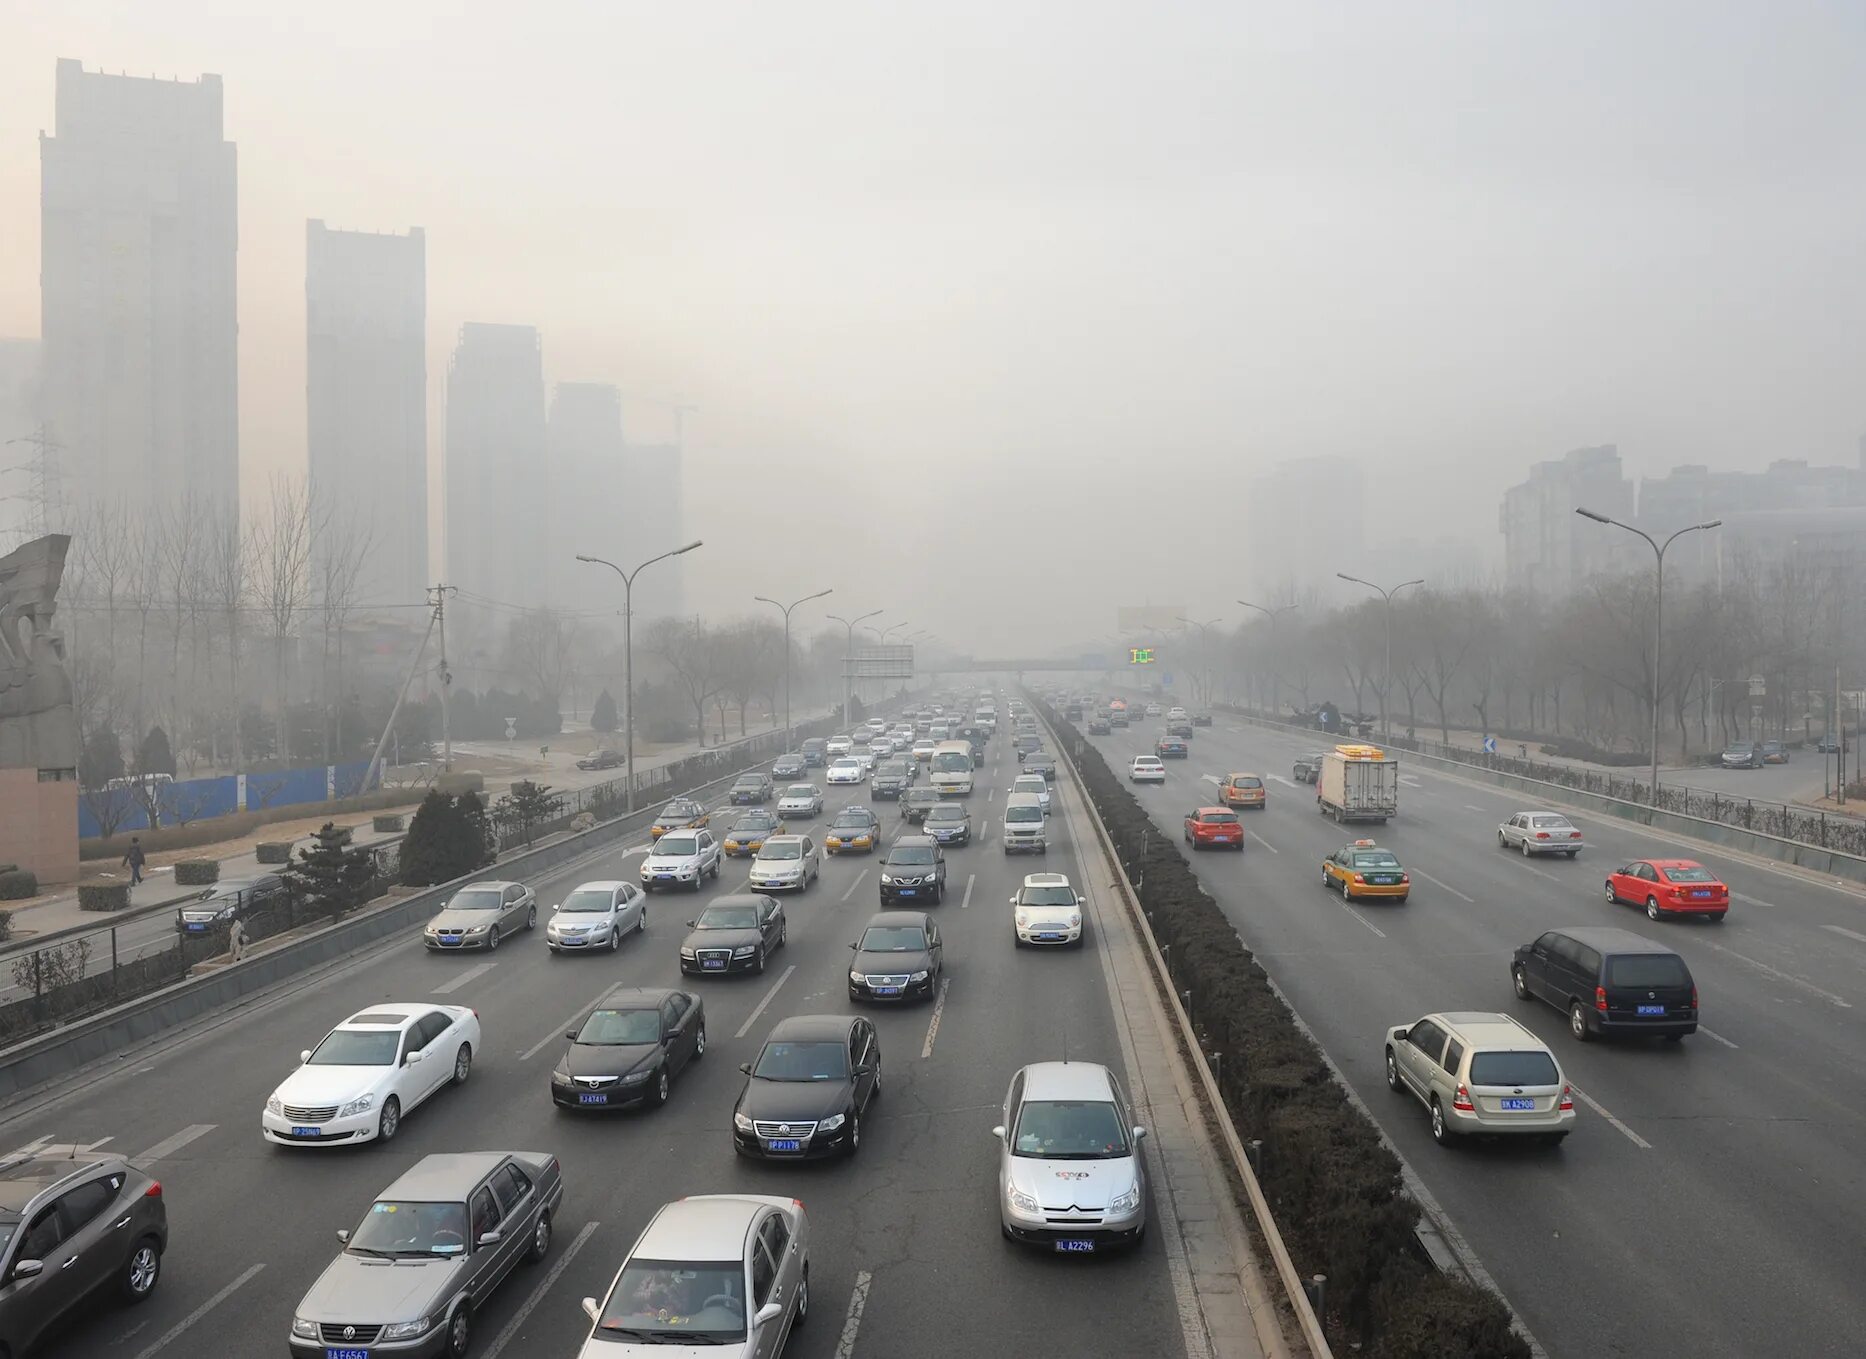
xmin=1604 ymin=859 xmax=1729 ymax=921
xmin=1183 ymin=807 xmax=1245 ymax=851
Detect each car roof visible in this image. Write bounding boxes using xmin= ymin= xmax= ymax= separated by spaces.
xmin=766 ymin=1013 xmax=857 ymax=1043
xmin=1193 ymin=806 xmax=1232 ymax=816
xmin=1227 ymin=772 xmax=1261 ymax=780
xmin=1022 ymin=872 xmax=1073 ymax=888
xmin=339 ymin=1003 xmax=430 ymax=1028
xmin=0 ymin=1153 xmax=128 ymax=1213
xmin=1541 ymin=926 xmax=1684 ymax=955
xmin=760 ymin=834 xmax=809 ymax=847
xmin=865 ymin=909 xmax=931 ymax=929
xmin=591 ymin=986 xmax=683 ymax=1010
xmin=1005 ymin=790 xmax=1045 ymax=804
xmin=459 ymin=880 xmax=520 ymax=892
xmin=380 ymin=1152 xmax=513 ymax=1201
xmin=1019 ymin=1061 xmax=1118 ymax=1101
xmin=888 ymin=835 xmax=937 ymax=850
xmin=704 ymin=893 xmax=776 ymax=910
xmin=1428 ymin=1012 xmax=1549 ymax=1050
xmin=1644 ymin=858 xmax=1705 ymax=870
xmin=569 ymin=880 xmax=631 ymax=892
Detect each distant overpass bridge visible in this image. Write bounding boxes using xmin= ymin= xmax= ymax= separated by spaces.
xmin=940 ymin=656 xmax=1134 ymax=673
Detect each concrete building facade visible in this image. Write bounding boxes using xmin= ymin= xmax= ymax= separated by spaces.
xmin=1499 ymin=445 xmax=1636 ymax=593
xmin=1637 ymin=453 xmax=1866 ymax=583
xmin=0 ymin=340 xmax=44 ymax=546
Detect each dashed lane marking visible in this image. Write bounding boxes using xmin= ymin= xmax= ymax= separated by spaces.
xmin=736 ymin=965 xmax=797 ymax=1039
xmin=129 ymin=1262 xmax=265 ymax=1359
xmin=962 ymin=873 xmax=975 ymax=908
xmin=1695 ymin=939 xmax=1851 ymax=1008
xmin=1248 ymin=829 xmax=1279 ymax=854
xmin=484 ymin=1221 xmax=600 ymax=1359
xmin=431 ymin=961 xmax=496 ymax=994
xmin=835 ymin=1270 xmax=873 ymax=1359
xmin=1410 ymin=866 xmax=1475 ymax=903
xmin=839 ymin=869 xmax=870 ymax=902
xmin=1820 ymin=924 xmax=1866 ymax=945
xmin=1335 ymin=896 xmax=1387 ymax=938
xmin=1569 ymin=1085 xmax=1651 ymax=1149
xmin=921 ymin=977 xmax=952 ymax=1058
xmin=130 ymin=1124 xmax=215 ymax=1169
xmin=1699 ymin=1026 xmax=1739 ymax=1049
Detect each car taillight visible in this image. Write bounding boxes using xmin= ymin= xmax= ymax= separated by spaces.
xmin=1535 ymin=832 xmax=1549 ymax=840
xmin=1559 ymin=1085 xmax=1573 ymax=1111
xmin=145 ymin=1180 xmax=162 ymax=1198
xmin=1595 ymin=985 xmax=1609 ymax=1013
xmin=1691 ymin=986 xmax=1698 ymax=1008
xmin=1453 ymin=1083 xmax=1475 ymax=1112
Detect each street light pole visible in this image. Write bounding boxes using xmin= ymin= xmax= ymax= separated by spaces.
xmin=1336 ymin=575 xmax=1424 ymax=740
xmin=1238 ymin=600 xmax=1299 ymax=716
xmin=576 ymin=540 xmax=703 ymax=812
xmin=1575 ymin=508 xmax=1721 ymax=803
xmin=1175 ymin=616 xmax=1220 ymax=708
xmin=827 ymin=608 xmax=885 ymax=728
xmin=756 ymin=589 xmax=833 ymax=754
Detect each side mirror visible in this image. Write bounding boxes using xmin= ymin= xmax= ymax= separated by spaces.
xmin=551 ymin=903 xmax=561 ymax=911
xmin=685 ymin=920 xmax=697 ymax=928
xmin=300 ymin=1049 xmax=313 ymax=1064
xmin=848 ymin=941 xmax=858 ymax=950
xmin=581 ymin=1297 xmax=601 ymax=1324
xmin=990 ymin=1124 xmax=1007 ymax=1141
xmin=566 ymin=1030 xmax=579 ymax=1041
xmin=855 ymin=1064 xmax=875 ymax=1077
xmin=739 ymin=1062 xmax=753 ymax=1075
xmin=476 ymin=1229 xmax=502 ymax=1248
xmin=1008 ymin=897 xmax=1018 ymax=906
xmin=406 ymin=1049 xmax=425 ymax=1065
xmin=1133 ymin=1125 xmax=1149 ymax=1142
xmin=12 ymin=1259 xmax=43 ymax=1280
xmin=337 ymin=1228 xmax=351 ymax=1243
xmin=755 ymin=1301 xmax=785 ymax=1327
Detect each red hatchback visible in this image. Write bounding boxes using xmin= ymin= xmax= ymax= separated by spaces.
xmin=1604 ymin=859 xmax=1729 ymax=921
xmin=1184 ymin=807 xmax=1245 ymax=850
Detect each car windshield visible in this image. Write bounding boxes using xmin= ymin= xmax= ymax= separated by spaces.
xmin=732 ymin=814 xmax=774 ymax=833
xmin=754 ymin=1040 xmax=850 ymax=1080
xmin=308 ymin=1029 xmax=399 ymax=1065
xmin=1007 ymin=806 xmax=1043 ymax=822
xmin=733 ymin=780 xmax=763 ymax=791
xmin=1134 ymin=759 xmax=1160 ymax=768
xmin=575 ymin=1009 xmax=661 ymax=1045
xmin=659 ymin=802 xmax=697 ymax=820
xmin=1468 ymin=1051 xmax=1560 ymax=1087
xmin=560 ymin=889 xmax=616 ymax=914
xmin=599 ymin=1259 xmax=748 ymax=1342
xmin=784 ymin=785 xmax=817 ymax=798
xmin=1201 ymin=811 xmax=1240 ymax=824
xmin=1723 ymin=745 xmax=1752 ymax=756
xmin=656 ymin=834 xmax=699 ymax=856
xmin=347 ymin=1200 xmax=471 ymax=1258
xmin=759 ymin=842 xmax=802 ymax=861
xmin=927 ymin=807 xmax=963 ymax=823
xmin=697 ymin=906 xmax=759 ymax=930
xmin=1529 ymin=816 xmax=1572 ymax=829
xmin=1014 ymin=779 xmax=1045 ymax=793
xmin=831 ymin=759 xmax=858 ymax=769
xmin=1012 ymin=1099 xmax=1130 ymax=1159
xmin=861 ymin=926 xmax=927 ymax=951
xmin=1607 ymin=954 xmax=1693 ymax=988
xmin=1661 ymin=865 xmax=1715 ymax=883
xmin=1350 ymin=852 xmax=1401 ymax=869
xmin=888 ymin=847 xmax=935 ymax=865
xmin=1020 ymin=886 xmax=1077 ymax=907
xmin=448 ymin=888 xmax=502 ymax=912
xmin=933 ymin=752 xmax=971 ymax=771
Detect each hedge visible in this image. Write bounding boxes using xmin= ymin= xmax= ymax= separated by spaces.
xmin=254 ymin=842 xmax=294 ymax=865
xmin=173 ymin=860 xmax=220 ymax=886
xmin=0 ymin=870 xmax=38 ymax=901
xmin=372 ymin=813 xmax=406 ymax=833
xmin=78 ymin=883 xmax=132 ymax=912
xmin=1028 ymin=692 xmax=1528 ymax=1358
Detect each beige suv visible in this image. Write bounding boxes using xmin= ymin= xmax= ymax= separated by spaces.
xmin=1383 ymin=1011 xmax=1574 ymax=1147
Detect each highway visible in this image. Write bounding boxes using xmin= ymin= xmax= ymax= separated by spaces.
xmin=5 ymin=717 xmax=1207 ymax=1359
xmin=1081 ymin=703 xmax=1866 ymax=1359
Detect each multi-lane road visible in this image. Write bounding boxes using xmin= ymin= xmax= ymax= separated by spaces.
xmin=1083 ymin=703 xmax=1866 ymax=1359
xmin=5 ymin=721 xmax=1210 ymax=1359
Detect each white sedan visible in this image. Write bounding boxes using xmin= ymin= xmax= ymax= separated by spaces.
xmin=1129 ymin=755 xmax=1167 ymax=783
xmin=778 ymin=783 xmax=824 ymax=817
xmin=263 ymin=1003 xmax=480 ymax=1146
xmin=826 ymin=757 xmax=867 ymax=784
xmin=827 ymin=734 xmax=855 ymax=756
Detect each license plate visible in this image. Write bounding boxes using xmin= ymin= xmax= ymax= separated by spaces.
xmin=439 ymin=938 xmax=460 ymax=947
xmin=766 ymin=1139 xmax=802 ymax=1152
xmin=897 ymin=889 xmax=916 ymax=897
xmin=873 ymin=985 xmax=903 ymax=996
xmin=579 ymin=1093 xmax=608 ymax=1105
xmin=186 ymin=922 xmax=206 ymax=931
xmin=1637 ymin=1004 xmax=1666 ymax=1016
xmin=1037 ymin=933 xmax=1062 ymax=942
xmin=656 ymin=874 xmax=674 ymax=881
xmin=1213 ymin=836 xmax=1234 ymax=842
xmin=291 ymin=1126 xmax=320 ymax=1138
xmin=326 ymin=1349 xmax=370 ymax=1359
xmin=1500 ymin=1097 xmax=1535 ymax=1111
xmin=1374 ymin=876 xmax=1397 ymax=884
xmin=1054 ymin=1239 xmax=1096 ymax=1254
xmin=703 ymin=959 xmax=726 ymax=970
xmin=1692 ymin=890 xmax=1711 ymax=898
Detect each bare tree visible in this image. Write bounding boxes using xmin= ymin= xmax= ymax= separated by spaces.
xmin=645 ymin=616 xmax=723 ymax=740
xmin=503 ymin=608 xmax=581 ymax=710
xmin=159 ymin=493 xmax=206 ymax=738
xmin=313 ymin=508 xmax=376 ymax=760
xmin=202 ymin=502 xmax=249 ymax=768
xmin=76 ymin=498 xmax=136 ymax=728
xmin=251 ymin=476 xmax=322 ymax=766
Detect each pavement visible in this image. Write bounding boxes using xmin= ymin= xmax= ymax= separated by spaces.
xmin=0 ymin=704 xmax=1275 ymax=1359
xmin=1093 ymin=703 xmax=1866 ymax=1359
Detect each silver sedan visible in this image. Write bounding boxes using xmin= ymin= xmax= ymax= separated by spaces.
xmin=1497 ymin=811 xmax=1585 ymax=857
xmin=548 ymin=880 xmax=648 ymax=953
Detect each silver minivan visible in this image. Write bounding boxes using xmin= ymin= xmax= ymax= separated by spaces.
xmin=1002 ymin=792 xmax=1048 ymax=854
xmin=1384 ymin=1011 xmax=1574 ymax=1146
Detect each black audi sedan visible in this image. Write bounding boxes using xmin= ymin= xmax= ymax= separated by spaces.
xmin=847 ymin=911 xmax=943 ymax=1002
xmin=678 ymin=894 xmax=787 ymax=976
xmin=551 ymin=988 xmax=706 ymax=1111
xmin=732 ymin=1014 xmax=881 ymax=1160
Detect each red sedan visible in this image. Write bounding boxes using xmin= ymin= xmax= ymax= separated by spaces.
xmin=1184 ymin=807 xmax=1245 ymax=851
xmin=1604 ymin=859 xmax=1729 ymax=921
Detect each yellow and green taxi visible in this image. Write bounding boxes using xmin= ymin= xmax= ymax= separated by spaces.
xmin=825 ymin=806 xmax=882 ymax=854
xmin=1220 ymin=772 xmax=1267 ymax=809
xmin=650 ymin=797 xmax=710 ymax=839
xmin=722 ymin=807 xmax=786 ymax=857
xmin=1321 ymin=839 xmax=1410 ymax=902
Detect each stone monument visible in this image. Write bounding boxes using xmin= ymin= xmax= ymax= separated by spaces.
xmin=0 ymin=535 xmax=79 ymax=883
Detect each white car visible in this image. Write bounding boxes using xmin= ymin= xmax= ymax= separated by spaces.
xmin=1129 ymin=756 xmax=1167 ymax=783
xmin=911 ymin=740 xmax=937 ymax=763
xmin=868 ymin=737 xmax=896 ymax=758
xmin=640 ymin=829 xmax=723 ymax=892
xmin=547 ymin=879 xmax=648 ymax=953
xmin=1144 ymin=703 xmax=1163 ymax=717
xmin=995 ymin=1062 xmax=1146 ymax=1249
xmin=778 ymin=783 xmax=824 ymax=817
xmin=1011 ymin=773 xmax=1051 ymax=814
xmin=827 ymin=734 xmax=854 ymax=756
xmin=1010 ymin=872 xmax=1083 ymax=946
xmin=262 ymin=1003 xmax=480 ymax=1146
xmin=826 ymin=757 xmax=866 ymax=784
xmin=864 ymin=717 xmax=888 ymax=733
xmin=749 ymin=834 xmax=820 ymax=893
xmin=1498 ymin=811 xmax=1585 ymax=857
xmin=1166 ymin=707 xmax=1187 ymax=721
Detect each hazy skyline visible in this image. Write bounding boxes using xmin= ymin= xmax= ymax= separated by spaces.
xmin=4 ymin=1 xmax=1864 ymax=651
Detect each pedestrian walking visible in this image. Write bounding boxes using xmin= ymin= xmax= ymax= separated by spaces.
xmin=123 ymin=836 xmax=146 ymax=886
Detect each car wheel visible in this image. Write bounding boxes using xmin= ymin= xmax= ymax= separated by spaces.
xmin=1320 ymin=866 xmax=1330 ymax=888
xmin=754 ymin=946 xmax=767 ymax=975
xmin=1604 ymin=881 xmax=1617 ymax=903
xmin=710 ymin=860 xmax=721 ymax=880
xmin=1646 ymin=896 xmax=1663 ymax=922
xmin=487 ymin=925 xmax=500 ymax=952
xmin=779 ymin=923 xmax=789 ymax=948
xmin=1512 ymin=966 xmax=1530 ymax=1001
xmin=120 ymin=1236 xmax=161 ymax=1303
xmin=1430 ymin=1097 xmax=1456 ymax=1146
xmin=1521 ymin=839 xmax=1531 ymax=857
xmin=527 ymin=1211 xmax=552 ymax=1264
xmin=650 ymin=1067 xmax=670 ymax=1108
xmin=694 ymin=1024 xmax=707 ymax=1059
xmin=1384 ymin=1047 xmax=1401 ymax=1090
xmin=452 ymin=1043 xmax=472 ymax=1085
xmin=377 ymin=1096 xmax=401 ymax=1142
xmin=1569 ymin=1001 xmax=1594 ymax=1043
xmin=444 ymin=1306 xmax=471 ymax=1359
xmin=608 ymin=927 xmax=620 ymax=952
xmin=638 ymin=906 xmax=648 ymax=933
xmin=845 ymin=1110 xmax=861 ymax=1157
xmin=794 ymin=1263 xmax=810 ymax=1327
xmin=526 ymin=904 xmax=538 ymax=930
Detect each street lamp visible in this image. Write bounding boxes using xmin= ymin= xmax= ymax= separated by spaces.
xmin=1575 ymin=507 xmax=1721 ymax=802
xmin=1238 ymin=600 xmax=1299 ymax=715
xmin=826 ymin=607 xmax=884 ymax=728
xmin=576 ymin=540 xmax=703 ymax=812
xmin=1175 ymin=617 xmax=1220 ymax=707
xmin=756 ymin=589 xmax=833 ymax=754
xmin=1336 ymin=574 xmax=1424 ymax=739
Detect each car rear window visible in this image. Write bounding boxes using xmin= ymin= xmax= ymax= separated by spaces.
xmin=1606 ymin=954 xmax=1692 ymax=988
xmin=1661 ymin=865 xmax=1715 ymax=883
xmin=1468 ymin=1051 xmax=1560 ymax=1087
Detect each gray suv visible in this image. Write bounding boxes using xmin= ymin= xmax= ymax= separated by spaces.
xmin=0 ymin=1150 xmax=168 ymax=1355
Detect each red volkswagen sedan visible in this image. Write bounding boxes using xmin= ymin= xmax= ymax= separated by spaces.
xmin=1604 ymin=859 xmax=1729 ymax=921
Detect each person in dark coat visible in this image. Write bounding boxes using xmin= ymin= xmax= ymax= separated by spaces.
xmin=123 ymin=836 xmax=146 ymax=886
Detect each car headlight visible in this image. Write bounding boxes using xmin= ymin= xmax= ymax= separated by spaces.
xmin=1016 ymin=912 xmax=1030 ymax=928
xmin=734 ymin=1110 xmax=754 ymax=1133
xmin=620 ymin=1067 xmax=653 ymax=1084
xmin=464 ymin=925 xmax=488 ymax=935
xmin=265 ymin=1094 xmax=284 ymax=1116
xmin=819 ymin=1112 xmax=846 ymax=1133
xmin=380 ymin=1318 xmax=433 ymax=1341
xmin=338 ymin=1094 xmax=375 ymax=1117
xmin=1109 ymin=1183 xmax=1142 ymax=1214
xmin=850 ymin=970 xmax=864 ymax=983
xmin=215 ymin=905 xmax=237 ymax=920
xmin=1069 ymin=915 xmax=1081 ymax=928
xmin=552 ymin=1069 xmax=571 ymax=1086
xmin=292 ymin=1317 xmax=319 ymax=1339
xmin=1008 ymin=1187 xmax=1039 ymax=1213
xmin=909 ymin=970 xmax=929 ymax=982
xmin=880 ymin=873 xmax=893 ymax=884
xmin=680 ymin=947 xmax=697 ymax=959
xmin=733 ymin=945 xmax=757 ymax=957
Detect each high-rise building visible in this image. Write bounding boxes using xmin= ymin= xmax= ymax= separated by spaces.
xmin=306 ymin=221 xmax=428 ymax=612
xmin=40 ymin=59 xmax=238 ymax=518
xmin=0 ymin=340 xmax=43 ymax=545
xmin=620 ymin=441 xmax=686 ymax=623
xmin=1498 ymin=445 xmax=1635 ymax=593
xmin=547 ymin=382 xmax=624 ymax=616
xmin=1637 ymin=455 xmax=1866 ymax=583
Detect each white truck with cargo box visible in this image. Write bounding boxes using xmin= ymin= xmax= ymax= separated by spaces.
xmin=1316 ymin=744 xmax=1399 ymax=824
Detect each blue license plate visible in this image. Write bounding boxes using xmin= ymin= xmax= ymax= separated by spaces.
xmin=579 ymin=1093 xmax=608 ymax=1105
xmin=1054 ymin=1239 xmax=1096 ymax=1254
xmin=1037 ymin=933 xmax=1062 ymax=941
xmin=897 ymin=889 xmax=916 ymax=896
xmin=703 ymin=959 xmax=726 ymax=970
xmin=326 ymin=1349 xmax=370 ymax=1359
xmin=1692 ymin=890 xmax=1711 ymax=898
xmin=186 ymin=922 xmax=206 ymax=931
xmin=656 ymin=874 xmax=674 ymax=881
xmin=766 ymin=1139 xmax=802 ymax=1152
xmin=439 ymin=937 xmax=460 ymax=946
xmin=1500 ymin=1097 xmax=1535 ymax=1111
xmin=1637 ymin=1004 xmax=1666 ymax=1016
xmin=291 ymin=1126 xmax=319 ymax=1138
xmin=873 ymin=986 xmax=903 ymax=996
xmin=1375 ymin=876 xmax=1397 ymax=884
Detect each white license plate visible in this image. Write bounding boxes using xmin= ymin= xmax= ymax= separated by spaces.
xmin=1500 ymin=1097 xmax=1535 ymax=1111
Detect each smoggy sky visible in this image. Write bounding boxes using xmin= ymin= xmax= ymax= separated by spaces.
xmin=3 ymin=1 xmax=1863 ymax=653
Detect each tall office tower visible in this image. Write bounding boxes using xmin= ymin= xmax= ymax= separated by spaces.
xmin=1498 ymin=445 xmax=1635 ymax=594
xmin=306 ymin=221 xmax=428 ymax=612
xmin=547 ymin=382 xmax=625 ymax=616
xmin=40 ymin=59 xmax=239 ymax=518
xmin=0 ymin=340 xmax=44 ymax=543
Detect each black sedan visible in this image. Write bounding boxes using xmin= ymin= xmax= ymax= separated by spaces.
xmin=678 ymin=895 xmax=787 ymax=976
xmin=899 ymin=787 xmax=943 ymax=824
xmin=1191 ymin=712 xmax=1213 ymax=727
xmin=1087 ymin=716 xmax=1112 ymax=735
xmin=729 ymin=773 xmax=774 ymax=805
xmin=732 ymin=1014 xmax=881 ymax=1160
xmin=772 ymin=753 xmax=807 ymax=779
xmin=870 ymin=761 xmax=912 ymax=800
xmin=576 ymin=748 xmax=624 ymax=771
xmin=922 ymin=802 xmax=971 ymax=846
xmin=175 ymin=874 xmax=288 ymax=934
xmin=1155 ymin=735 xmax=1190 ymax=759
xmin=551 ymin=989 xmax=705 ymax=1111
xmin=847 ymin=911 xmax=943 ymax=1003
xmin=1167 ymin=719 xmax=1195 ymax=738
xmin=1022 ymin=752 xmax=1058 ymax=781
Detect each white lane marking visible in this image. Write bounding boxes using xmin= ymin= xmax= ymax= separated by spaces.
xmin=1568 ymin=1084 xmax=1651 ymax=1149
xmin=2 ymin=1135 xmax=51 ymax=1160
xmin=1399 ymin=775 xmax=1423 ymax=787
xmin=962 ymin=873 xmax=975 ymax=908
xmin=431 ymin=961 xmax=497 ymax=995
xmin=986 ymin=787 xmax=995 ymax=802
xmin=624 ymin=843 xmax=651 ymax=855
xmin=522 ymin=981 xmax=628 ymax=1060
xmin=835 ymin=1270 xmax=873 ymax=1359
xmin=1695 ymin=939 xmax=1851 ymax=1008
xmin=839 ymin=869 xmax=870 ymax=902
xmin=129 ymin=1124 xmax=216 ymax=1169
xmin=1465 ymin=804 xmax=1485 ymax=813
xmin=1823 ymin=924 xmax=1866 ymax=945
xmin=1521 ymin=863 xmax=1558 ymax=882
xmin=1199 ymin=773 xmax=1222 ymax=786
xmin=1268 ymin=773 xmax=1298 ymax=789
xmin=921 ymin=977 xmax=952 ymax=1058
xmin=1732 ymin=891 xmax=1776 ymax=909
xmin=1699 ymin=1026 xmax=1740 ymax=1049
xmin=129 ymin=1262 xmax=265 ymax=1359
xmin=484 ymin=1220 xmax=600 ymax=1359
xmin=735 ymin=964 xmax=797 ymax=1039
xmin=1335 ymin=895 xmax=1387 ymax=938
xmin=1410 ymin=866 xmax=1475 ymax=903
xmin=1248 ymin=829 xmax=1279 ymax=854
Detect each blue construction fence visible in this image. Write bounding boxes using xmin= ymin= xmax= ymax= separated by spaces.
xmin=78 ymin=761 xmax=381 ymax=839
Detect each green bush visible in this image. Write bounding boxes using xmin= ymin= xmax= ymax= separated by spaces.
xmin=254 ymin=842 xmax=293 ymax=865
xmin=0 ymin=909 xmax=11 ymax=941
xmin=78 ymin=883 xmax=132 ymax=912
xmin=172 ymin=860 xmax=219 ymax=886
xmin=0 ymin=870 xmax=37 ymax=901
xmin=401 ymin=790 xmax=496 ymax=886
xmin=372 ymin=813 xmax=406 ymax=833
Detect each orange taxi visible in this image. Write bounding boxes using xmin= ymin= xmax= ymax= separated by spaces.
xmin=1220 ymin=773 xmax=1267 ymax=809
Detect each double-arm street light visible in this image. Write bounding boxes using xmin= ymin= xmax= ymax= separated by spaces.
xmin=577 ymin=540 xmax=704 ymax=811
xmin=1238 ymin=600 xmax=1299 ymax=716
xmin=1336 ymin=574 xmax=1424 ymax=739
xmin=1575 ymin=507 xmax=1722 ymax=802
xmin=827 ymin=607 xmax=885 ymax=728
xmin=756 ymin=589 xmax=833 ymax=754
xmin=1176 ymin=617 xmax=1221 ymax=707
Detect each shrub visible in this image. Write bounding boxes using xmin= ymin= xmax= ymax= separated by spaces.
xmin=372 ymin=813 xmax=406 ymax=833
xmin=0 ymin=909 xmax=11 ymax=941
xmin=1535 ymin=737 xmax=1648 ymax=767
xmin=0 ymin=870 xmax=37 ymax=901
xmin=173 ymin=860 xmax=220 ymax=886
xmin=401 ymin=790 xmax=495 ymax=886
xmin=255 ymin=842 xmax=293 ymax=865
xmin=283 ymin=822 xmax=378 ymax=922
xmin=591 ymin=688 xmax=619 ymax=734
xmin=78 ymin=883 xmax=132 ymax=912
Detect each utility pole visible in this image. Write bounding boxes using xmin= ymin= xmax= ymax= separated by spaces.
xmin=1239 ymin=600 xmax=1299 ymax=717
xmin=362 ymin=603 xmax=439 ymax=794
xmin=828 ymin=609 xmax=884 ymax=728
xmin=757 ymin=589 xmax=833 ymax=752
xmin=429 ymin=585 xmax=456 ymax=772
xmin=1336 ymin=575 xmax=1424 ymax=739
xmin=3 ymin=425 xmax=66 ymax=540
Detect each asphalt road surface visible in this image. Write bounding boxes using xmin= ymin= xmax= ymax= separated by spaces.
xmin=4 ymin=723 xmax=1197 ymax=1359
xmin=1086 ymin=703 xmax=1866 ymax=1359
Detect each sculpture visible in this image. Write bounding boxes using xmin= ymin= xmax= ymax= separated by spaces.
xmin=0 ymin=534 xmax=79 ymax=772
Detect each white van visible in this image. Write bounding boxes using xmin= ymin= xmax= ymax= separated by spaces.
xmin=1002 ymin=792 xmax=1048 ymax=854
xmin=930 ymin=740 xmax=976 ymax=797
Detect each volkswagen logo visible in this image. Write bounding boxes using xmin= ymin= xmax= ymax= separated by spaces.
xmin=343 ymin=1326 xmax=357 ymax=1340
xmin=778 ymin=1124 xmax=790 ymax=1134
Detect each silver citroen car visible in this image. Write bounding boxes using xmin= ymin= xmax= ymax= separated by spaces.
xmin=994 ymin=1061 xmax=1147 ymax=1253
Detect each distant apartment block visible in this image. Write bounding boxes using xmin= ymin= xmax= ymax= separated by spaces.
xmin=0 ymin=340 xmax=43 ymax=543
xmin=40 ymin=59 xmax=238 ymax=517
xmin=1499 ymin=445 xmax=1635 ymax=593
xmin=1637 ymin=451 xmax=1866 ymax=582
xmin=306 ymin=221 xmax=428 ymax=611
